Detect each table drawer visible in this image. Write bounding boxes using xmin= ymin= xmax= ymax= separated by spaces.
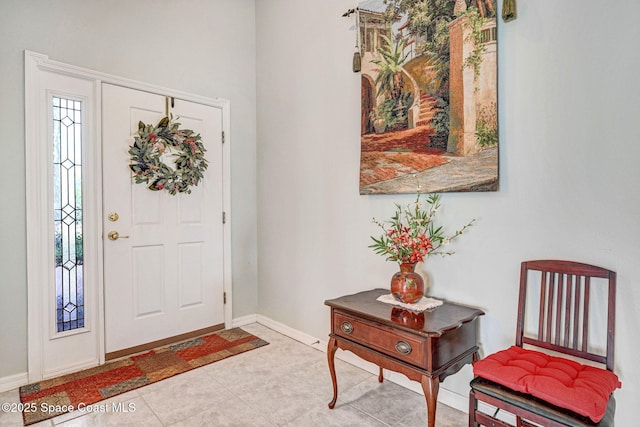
xmin=334 ymin=311 xmax=426 ymax=368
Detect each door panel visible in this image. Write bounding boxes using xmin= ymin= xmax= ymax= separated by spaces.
xmin=102 ymin=84 xmax=224 ymax=354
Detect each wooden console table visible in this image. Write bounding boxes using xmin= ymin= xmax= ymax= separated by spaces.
xmin=325 ymin=288 xmax=484 ymax=427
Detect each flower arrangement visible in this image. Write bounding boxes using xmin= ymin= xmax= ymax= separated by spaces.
xmin=369 ymin=193 xmax=474 ymax=264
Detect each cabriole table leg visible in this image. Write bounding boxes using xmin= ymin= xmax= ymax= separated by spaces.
xmin=327 ymin=337 xmax=339 ymax=409
xmin=421 ymin=374 xmax=440 ymax=427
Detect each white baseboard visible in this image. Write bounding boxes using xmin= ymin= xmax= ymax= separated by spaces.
xmin=255 ymin=315 xmax=323 ymax=347
xmin=251 ymin=315 xmax=471 ymax=416
xmin=0 ymin=372 xmax=28 ymax=393
xmin=232 ymin=314 xmax=258 ymax=328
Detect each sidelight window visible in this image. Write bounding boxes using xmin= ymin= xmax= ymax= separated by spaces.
xmin=53 ymin=96 xmax=84 ymax=332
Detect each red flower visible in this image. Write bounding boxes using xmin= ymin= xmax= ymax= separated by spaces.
xmin=185 ymin=138 xmax=199 ymax=152
xmin=149 ymin=133 xmax=157 ymax=142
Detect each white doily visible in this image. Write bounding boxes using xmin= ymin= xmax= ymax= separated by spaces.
xmin=376 ymin=293 xmax=443 ymax=312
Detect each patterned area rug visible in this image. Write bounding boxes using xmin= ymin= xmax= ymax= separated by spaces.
xmin=19 ymin=328 xmax=268 ymax=425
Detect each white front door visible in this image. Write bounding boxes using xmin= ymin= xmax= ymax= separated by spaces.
xmin=102 ymin=84 xmax=225 ymax=355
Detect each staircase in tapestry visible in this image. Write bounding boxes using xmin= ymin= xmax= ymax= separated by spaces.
xmin=416 ymin=92 xmax=437 ymax=128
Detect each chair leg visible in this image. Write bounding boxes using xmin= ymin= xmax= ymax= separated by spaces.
xmin=469 ymin=389 xmax=479 ymax=427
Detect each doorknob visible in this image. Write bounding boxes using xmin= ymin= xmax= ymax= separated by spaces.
xmin=107 ymin=231 xmax=130 ymax=241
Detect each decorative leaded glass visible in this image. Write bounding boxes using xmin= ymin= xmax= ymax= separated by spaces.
xmin=53 ymin=96 xmax=84 ymax=332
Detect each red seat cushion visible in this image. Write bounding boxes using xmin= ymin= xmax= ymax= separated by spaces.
xmin=473 ymin=346 xmax=621 ymax=423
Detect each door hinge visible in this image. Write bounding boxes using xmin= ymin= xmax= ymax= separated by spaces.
xmin=223 ymin=292 xmax=227 ymax=304
xmin=221 ymin=130 xmax=225 ymax=144
xmin=222 ymin=211 xmax=226 ymax=224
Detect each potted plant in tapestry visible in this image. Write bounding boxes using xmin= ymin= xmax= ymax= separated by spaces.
xmin=369 ymin=193 xmax=474 ymax=303
xmin=358 ymin=0 xmax=498 ymax=194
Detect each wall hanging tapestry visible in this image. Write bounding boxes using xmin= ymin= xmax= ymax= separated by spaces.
xmin=19 ymin=328 xmax=268 ymax=425
xmin=129 ymin=116 xmax=208 ymax=195
xmin=357 ymin=0 xmax=498 ymax=194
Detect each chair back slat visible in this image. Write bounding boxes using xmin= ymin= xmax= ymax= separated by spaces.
xmin=563 ymin=274 xmax=572 ymax=348
xmin=545 ymin=273 xmax=554 ymax=342
xmin=515 ymin=260 xmax=616 ymax=371
xmin=537 ymin=273 xmax=546 ymax=341
xmin=554 ymin=273 xmax=563 ymax=345
xmin=582 ymin=277 xmax=591 ymax=353
xmin=572 ymin=277 xmax=580 ymax=349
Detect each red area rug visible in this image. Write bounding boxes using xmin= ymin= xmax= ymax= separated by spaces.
xmin=19 ymin=328 xmax=268 ymax=425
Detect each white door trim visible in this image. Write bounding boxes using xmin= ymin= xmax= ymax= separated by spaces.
xmin=24 ymin=50 xmax=232 ymax=382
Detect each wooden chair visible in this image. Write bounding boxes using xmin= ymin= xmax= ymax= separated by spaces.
xmin=469 ymin=260 xmax=620 ymax=427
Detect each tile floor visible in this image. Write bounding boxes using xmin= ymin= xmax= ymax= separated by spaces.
xmin=0 ymin=323 xmax=467 ymax=426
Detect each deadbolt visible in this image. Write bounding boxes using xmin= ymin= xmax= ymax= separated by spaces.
xmin=108 ymin=212 xmax=120 ymax=222
xmin=107 ymin=231 xmax=129 ymax=241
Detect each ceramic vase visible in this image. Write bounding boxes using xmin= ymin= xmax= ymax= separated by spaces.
xmin=390 ymin=262 xmax=424 ymax=303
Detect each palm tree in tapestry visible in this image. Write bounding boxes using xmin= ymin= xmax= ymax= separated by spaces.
xmin=381 ymin=0 xmax=456 ymax=100
xmin=372 ymin=34 xmax=409 ymax=102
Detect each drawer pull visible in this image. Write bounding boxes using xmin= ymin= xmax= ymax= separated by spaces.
xmin=395 ymin=340 xmax=412 ymax=355
xmin=340 ymin=321 xmax=354 ymax=334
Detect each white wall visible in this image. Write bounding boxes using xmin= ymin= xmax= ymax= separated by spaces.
xmin=256 ymin=0 xmax=640 ymax=423
xmin=0 ymin=0 xmax=258 ymax=378
xmin=1 ymin=0 xmax=638 ymax=422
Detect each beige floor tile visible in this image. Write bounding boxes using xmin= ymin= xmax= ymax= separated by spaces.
xmin=0 ymin=390 xmax=25 ymax=427
xmin=2 ymin=322 xmax=468 ymax=427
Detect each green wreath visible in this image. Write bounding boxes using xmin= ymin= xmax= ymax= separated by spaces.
xmin=129 ymin=117 xmax=208 ymax=195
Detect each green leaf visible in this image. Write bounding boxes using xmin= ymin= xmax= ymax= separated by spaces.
xmin=158 ymin=116 xmax=170 ymax=128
